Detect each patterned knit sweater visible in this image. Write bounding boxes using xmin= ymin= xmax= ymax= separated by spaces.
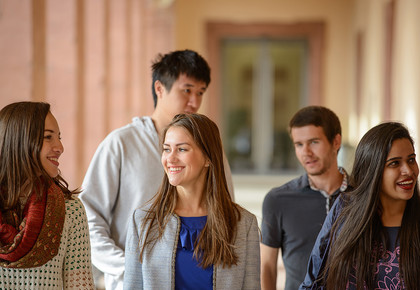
xmin=0 ymin=197 xmax=94 ymax=289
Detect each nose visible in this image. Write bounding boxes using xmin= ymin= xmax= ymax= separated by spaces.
xmin=54 ymin=139 xmax=64 ymax=154
xmin=165 ymin=150 xmax=178 ymax=163
xmin=187 ymin=94 xmax=201 ymax=113
xmin=401 ymin=162 xmax=414 ymax=176
xmin=302 ymin=144 xmax=312 ymax=156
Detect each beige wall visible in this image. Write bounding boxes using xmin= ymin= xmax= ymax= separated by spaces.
xmin=1 ymin=0 xmax=420 ymax=187
xmin=350 ymin=0 xmax=420 ymax=151
xmin=0 ymin=0 xmax=175 ymax=188
xmin=174 ymin=0 xmax=355 ymax=142
xmin=393 ymin=0 xmax=420 ymax=142
xmin=173 ymin=0 xmax=420 ymax=149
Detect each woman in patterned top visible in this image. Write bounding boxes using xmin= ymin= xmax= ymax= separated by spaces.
xmin=0 ymin=102 xmax=94 ymax=289
xmin=124 ymin=113 xmax=260 ymax=289
xmin=300 ymin=122 xmax=420 ymax=289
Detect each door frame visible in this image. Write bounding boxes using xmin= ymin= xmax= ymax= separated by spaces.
xmin=205 ymin=21 xmax=325 ymax=125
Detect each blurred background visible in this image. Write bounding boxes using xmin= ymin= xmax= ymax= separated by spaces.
xmin=1 ymin=0 xmax=419 ymax=288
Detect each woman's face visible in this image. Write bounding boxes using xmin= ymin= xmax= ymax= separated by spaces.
xmin=40 ymin=112 xmax=64 ymax=178
xmin=380 ymin=138 xmax=419 ymax=206
xmin=161 ymin=126 xmax=209 ymax=190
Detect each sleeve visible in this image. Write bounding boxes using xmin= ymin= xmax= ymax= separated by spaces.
xmin=243 ymin=214 xmax=261 ymax=290
xmin=123 ymin=210 xmax=143 ymax=289
xmin=299 ymin=197 xmax=343 ymax=290
xmin=261 ymin=190 xmax=282 ymax=248
xmin=79 ymin=136 xmax=125 ymax=278
xmin=63 ymin=199 xmax=95 ymax=290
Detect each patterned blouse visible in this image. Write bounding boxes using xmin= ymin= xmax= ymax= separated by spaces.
xmin=0 ymin=198 xmax=94 ymax=289
xmin=347 ymin=227 xmax=404 ymax=289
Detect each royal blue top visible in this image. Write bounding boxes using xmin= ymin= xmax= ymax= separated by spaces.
xmin=175 ymin=216 xmax=213 ymax=290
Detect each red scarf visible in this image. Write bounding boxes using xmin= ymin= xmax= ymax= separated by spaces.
xmin=0 ymin=182 xmax=65 ymax=268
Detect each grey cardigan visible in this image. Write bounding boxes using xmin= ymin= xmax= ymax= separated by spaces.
xmin=123 ymin=207 xmax=261 ymax=289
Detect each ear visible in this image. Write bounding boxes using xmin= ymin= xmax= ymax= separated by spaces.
xmin=154 ymin=80 xmax=165 ymax=100
xmin=333 ymin=134 xmax=342 ymax=153
xmin=205 ymin=161 xmax=210 ymax=167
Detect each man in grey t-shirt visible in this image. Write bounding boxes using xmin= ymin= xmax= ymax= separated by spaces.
xmin=261 ymin=106 xmax=348 ymax=290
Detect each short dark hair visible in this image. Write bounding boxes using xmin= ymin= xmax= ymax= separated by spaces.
xmin=289 ymin=106 xmax=341 ymax=144
xmin=151 ymin=49 xmax=211 ymax=107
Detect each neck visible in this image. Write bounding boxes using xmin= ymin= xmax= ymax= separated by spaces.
xmin=380 ymin=199 xmax=406 ymax=227
xmin=308 ymin=165 xmax=343 ymax=195
xmin=151 ymin=109 xmax=172 ymax=137
xmin=175 ymin=186 xmax=207 ymax=217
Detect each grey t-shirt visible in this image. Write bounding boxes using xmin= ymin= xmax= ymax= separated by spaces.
xmin=261 ymin=174 xmax=343 ymax=290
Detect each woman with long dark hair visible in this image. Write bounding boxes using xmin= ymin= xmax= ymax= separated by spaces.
xmin=300 ymin=122 xmax=420 ymax=289
xmin=0 ymin=102 xmax=94 ymax=289
xmin=124 ymin=113 xmax=260 ymax=289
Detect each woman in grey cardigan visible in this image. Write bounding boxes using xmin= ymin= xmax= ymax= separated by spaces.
xmin=124 ymin=113 xmax=260 ymax=289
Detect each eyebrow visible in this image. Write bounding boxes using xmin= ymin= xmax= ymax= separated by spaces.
xmin=294 ymin=137 xmax=320 ymax=144
xmin=163 ymin=142 xmax=190 ymax=146
xmin=182 ymin=83 xmax=207 ymax=91
xmin=386 ymin=153 xmax=416 ymax=163
xmin=44 ymin=129 xmax=61 ymax=135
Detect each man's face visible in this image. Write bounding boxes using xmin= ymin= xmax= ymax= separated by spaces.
xmin=291 ymin=125 xmax=340 ymax=176
xmin=156 ymin=74 xmax=207 ymax=116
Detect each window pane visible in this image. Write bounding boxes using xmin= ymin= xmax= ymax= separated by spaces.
xmin=222 ymin=39 xmax=307 ymax=174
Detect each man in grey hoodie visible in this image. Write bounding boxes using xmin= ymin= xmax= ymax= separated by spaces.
xmin=80 ymin=49 xmax=234 ymax=290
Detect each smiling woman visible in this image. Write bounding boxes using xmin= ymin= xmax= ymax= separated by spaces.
xmin=124 ymin=113 xmax=261 ymax=290
xmin=300 ymin=122 xmax=420 ymax=290
xmin=0 ymin=101 xmax=94 ymax=289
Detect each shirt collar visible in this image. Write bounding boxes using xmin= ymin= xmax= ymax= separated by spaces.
xmin=308 ymin=167 xmax=348 ymax=197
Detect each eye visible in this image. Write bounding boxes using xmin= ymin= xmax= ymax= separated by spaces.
xmin=178 ymin=147 xmax=187 ymax=152
xmin=162 ymin=147 xmax=170 ymax=153
xmin=44 ymin=135 xmax=52 ymax=140
xmin=184 ymin=89 xmax=191 ymax=94
xmin=388 ymin=161 xmax=399 ymax=167
xmin=408 ymin=157 xmax=416 ymax=164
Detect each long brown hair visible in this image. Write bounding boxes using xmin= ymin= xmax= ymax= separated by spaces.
xmin=0 ymin=102 xmax=76 ymax=216
xmin=325 ymin=122 xmax=420 ymax=289
xmin=139 ymin=113 xmax=241 ymax=268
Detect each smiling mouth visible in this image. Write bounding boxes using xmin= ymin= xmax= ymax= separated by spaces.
xmin=169 ymin=167 xmax=182 ymax=173
xmin=47 ymin=157 xmax=59 ymax=166
xmin=397 ymin=179 xmax=414 ymax=190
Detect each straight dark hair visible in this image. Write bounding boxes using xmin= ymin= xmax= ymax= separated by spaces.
xmin=325 ymin=122 xmax=420 ymax=289
xmin=0 ymin=102 xmax=76 ymax=217
xmin=139 ymin=113 xmax=241 ymax=268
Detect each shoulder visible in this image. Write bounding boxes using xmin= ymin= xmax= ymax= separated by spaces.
xmin=264 ymin=174 xmax=308 ymax=201
xmin=91 ymin=116 xmax=158 ymax=158
xmin=132 ymin=206 xmax=150 ymax=221
xmin=238 ymin=207 xmax=256 ymax=220
xmin=237 ymin=207 xmax=258 ymax=228
xmin=64 ymin=197 xmax=88 ymax=221
xmin=65 ymin=196 xmax=86 ymax=213
xmin=105 ymin=116 xmax=155 ymax=140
